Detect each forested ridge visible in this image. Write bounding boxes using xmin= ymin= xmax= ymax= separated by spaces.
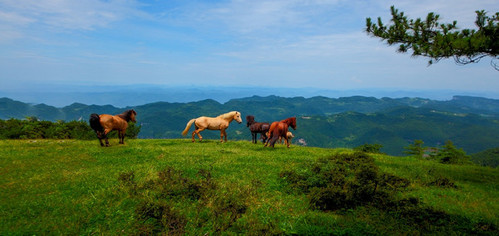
xmin=1 ymin=95 xmax=498 ymax=156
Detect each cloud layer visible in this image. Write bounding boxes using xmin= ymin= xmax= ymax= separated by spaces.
xmin=1 ymin=0 xmax=498 ymax=93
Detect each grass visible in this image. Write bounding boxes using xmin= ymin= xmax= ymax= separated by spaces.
xmin=0 ymin=139 xmax=498 ymax=234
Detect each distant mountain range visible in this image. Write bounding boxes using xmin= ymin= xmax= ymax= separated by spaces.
xmin=1 ymin=95 xmax=498 ymax=156
xmin=2 ymin=84 xmax=498 ymax=107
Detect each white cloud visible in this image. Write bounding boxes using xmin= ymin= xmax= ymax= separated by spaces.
xmin=0 ymin=10 xmax=35 ymax=25
xmin=1 ymin=0 xmax=498 ymax=93
xmin=0 ymin=0 xmax=141 ymax=31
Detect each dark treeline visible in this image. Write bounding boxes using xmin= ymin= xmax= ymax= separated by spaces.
xmin=0 ymin=117 xmax=140 ymax=140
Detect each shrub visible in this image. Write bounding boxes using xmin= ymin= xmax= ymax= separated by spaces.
xmin=354 ymin=143 xmax=384 ymax=154
xmin=135 ymin=200 xmax=187 ymax=235
xmin=437 ymin=140 xmax=471 ymax=164
xmin=210 ymin=189 xmax=248 ymax=232
xmin=404 ymin=139 xmax=425 ymax=157
xmin=0 ymin=118 xmax=139 ymax=140
xmin=279 ymin=152 xmax=498 ymax=234
xmin=280 ymin=152 xmax=409 ymax=211
xmin=118 ymin=166 xmax=252 ymax=234
xmin=427 ymin=176 xmax=457 ymax=188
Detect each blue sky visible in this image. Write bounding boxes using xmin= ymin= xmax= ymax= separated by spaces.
xmin=1 ymin=0 xmax=498 ymax=97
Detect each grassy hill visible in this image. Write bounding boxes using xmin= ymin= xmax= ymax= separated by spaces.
xmin=1 ymin=139 xmax=497 ymax=235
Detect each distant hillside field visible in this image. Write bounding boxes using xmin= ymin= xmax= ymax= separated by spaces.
xmin=1 ymin=139 xmax=497 ymax=235
xmin=1 ymin=95 xmax=499 ymax=155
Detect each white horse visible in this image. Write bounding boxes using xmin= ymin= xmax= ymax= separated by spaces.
xmin=182 ymin=111 xmax=242 ymax=142
xmin=278 ymin=131 xmax=295 ymax=144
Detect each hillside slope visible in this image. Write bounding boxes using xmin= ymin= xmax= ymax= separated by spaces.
xmin=1 ymin=139 xmax=497 ymax=235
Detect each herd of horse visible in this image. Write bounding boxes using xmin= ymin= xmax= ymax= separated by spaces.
xmin=89 ymin=110 xmax=296 ymax=148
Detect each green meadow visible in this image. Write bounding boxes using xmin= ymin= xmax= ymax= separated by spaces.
xmin=1 ymin=139 xmax=498 ymax=235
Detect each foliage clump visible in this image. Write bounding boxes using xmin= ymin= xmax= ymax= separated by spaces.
xmin=135 ymin=200 xmax=187 ymax=235
xmin=404 ymin=140 xmax=471 ymax=164
xmin=427 ymin=176 xmax=457 ymax=189
xmin=366 ymin=6 xmax=499 ymax=70
xmin=279 ymin=152 xmax=497 ymax=234
xmin=118 ymin=166 xmax=261 ymax=234
xmin=404 ymin=139 xmax=425 ymax=157
xmin=0 ymin=117 xmax=140 ymax=139
xmin=354 ymin=143 xmax=384 ymax=154
xmin=471 ymin=147 xmax=499 ymax=167
xmin=437 ymin=140 xmax=471 ymax=164
xmin=280 ymin=152 xmax=409 ymax=211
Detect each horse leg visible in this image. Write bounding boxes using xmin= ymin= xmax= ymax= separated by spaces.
xmin=193 ymin=128 xmax=204 ymax=142
xmin=220 ymin=129 xmax=227 ymax=142
xmin=266 ymin=131 xmax=277 ymax=147
xmin=252 ymin=132 xmax=257 ymax=143
xmin=120 ymin=130 xmax=126 ymax=144
xmin=285 ymin=137 xmax=290 ymax=148
xmin=98 ymin=135 xmax=104 ymax=146
xmin=191 ymin=130 xmax=196 ymax=142
xmin=269 ymin=135 xmax=279 ymax=148
xmin=118 ymin=130 xmax=123 ymax=144
xmin=104 ymin=135 xmax=110 ymax=147
xmin=104 ymin=129 xmax=111 ymax=147
xmin=95 ymin=131 xmax=104 ymax=146
xmin=264 ymin=132 xmax=271 ymax=147
xmin=261 ymin=132 xmax=268 ymax=144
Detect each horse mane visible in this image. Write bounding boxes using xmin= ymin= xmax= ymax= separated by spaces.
xmin=246 ymin=115 xmax=255 ymax=125
xmin=281 ymin=117 xmax=295 ymax=123
xmin=117 ymin=109 xmax=136 ymax=122
xmin=281 ymin=117 xmax=296 ymax=128
xmin=217 ymin=111 xmax=239 ymax=119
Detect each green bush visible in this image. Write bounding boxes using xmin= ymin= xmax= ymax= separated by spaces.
xmin=404 ymin=139 xmax=425 ymax=157
xmin=280 ymin=152 xmax=409 ymax=211
xmin=427 ymin=176 xmax=457 ymax=188
xmin=0 ymin=118 xmax=139 ymax=140
xmin=118 ymin=166 xmax=254 ymax=234
xmin=354 ymin=143 xmax=384 ymax=154
xmin=437 ymin=141 xmax=471 ymax=164
xmin=135 ymin=200 xmax=187 ymax=235
xmin=279 ymin=152 xmax=497 ymax=234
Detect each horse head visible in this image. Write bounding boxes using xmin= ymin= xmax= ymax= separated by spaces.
xmin=288 ymin=117 xmax=297 ymax=130
xmin=234 ymin=111 xmax=242 ymax=124
xmin=246 ymin=115 xmax=255 ymax=127
xmin=128 ymin=110 xmax=137 ymax=122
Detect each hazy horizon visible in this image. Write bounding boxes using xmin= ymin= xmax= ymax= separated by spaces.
xmin=1 ymin=84 xmax=498 ymax=108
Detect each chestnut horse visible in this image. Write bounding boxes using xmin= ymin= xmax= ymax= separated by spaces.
xmin=246 ymin=115 xmax=270 ymax=144
xmin=265 ymin=117 xmax=296 ymax=148
xmin=89 ymin=109 xmax=137 ymax=147
xmin=182 ymin=111 xmax=242 ymax=142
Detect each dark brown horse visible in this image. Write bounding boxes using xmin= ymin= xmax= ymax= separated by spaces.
xmin=265 ymin=117 xmax=296 ymax=148
xmin=246 ymin=115 xmax=270 ymax=144
xmin=89 ymin=109 xmax=137 ymax=146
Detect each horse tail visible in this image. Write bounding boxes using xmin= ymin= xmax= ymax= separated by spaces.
xmin=182 ymin=119 xmax=196 ymax=136
xmin=89 ymin=113 xmax=104 ymax=133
